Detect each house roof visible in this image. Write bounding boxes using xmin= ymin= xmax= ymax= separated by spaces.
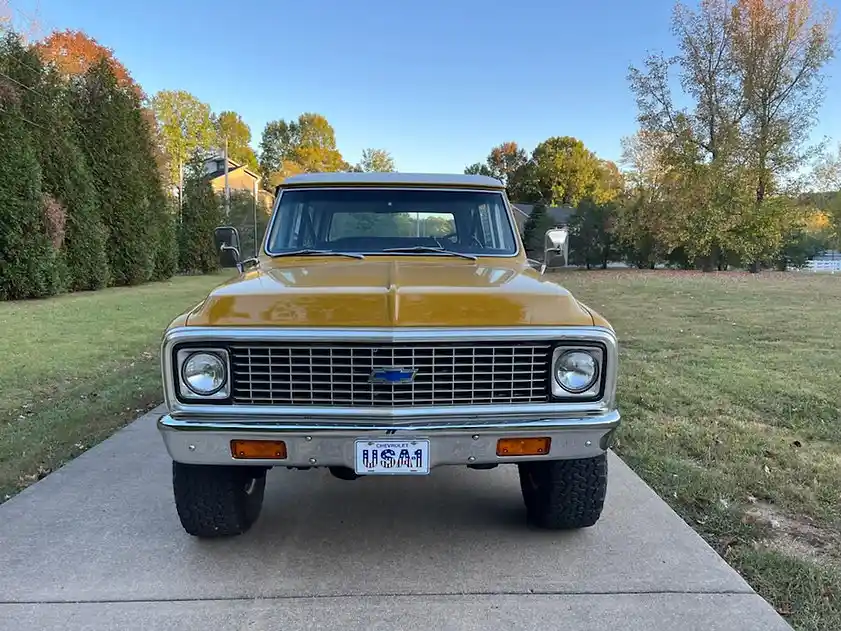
xmin=512 ymin=203 xmax=575 ymax=226
xmin=280 ymin=172 xmax=505 ymax=189
xmin=204 ymin=155 xmax=259 ymax=181
xmin=205 ymin=165 xmax=260 ymax=182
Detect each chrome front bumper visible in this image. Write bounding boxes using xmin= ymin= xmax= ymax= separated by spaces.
xmin=157 ymin=410 xmax=620 ymax=468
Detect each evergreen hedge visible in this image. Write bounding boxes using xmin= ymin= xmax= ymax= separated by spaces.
xmin=0 ymin=84 xmax=61 ymax=300
xmin=179 ymin=175 xmax=223 ymax=274
xmin=0 ymin=30 xmax=179 ymax=300
xmin=30 ymin=62 xmax=110 ymax=291
xmin=72 ymin=61 xmax=156 ymax=286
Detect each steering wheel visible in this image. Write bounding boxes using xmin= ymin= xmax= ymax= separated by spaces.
xmin=441 ymin=232 xmax=484 ymax=248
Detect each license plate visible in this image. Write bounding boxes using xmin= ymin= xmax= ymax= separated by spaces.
xmin=354 ymin=439 xmax=430 ymax=475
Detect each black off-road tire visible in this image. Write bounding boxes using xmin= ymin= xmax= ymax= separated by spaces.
xmin=172 ymin=462 xmax=266 ymax=538
xmin=518 ymin=454 xmax=607 ymax=529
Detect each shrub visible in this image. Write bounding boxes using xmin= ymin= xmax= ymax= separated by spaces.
xmin=522 ymin=204 xmax=554 ymax=257
xmin=227 ymin=190 xmax=271 ymax=259
xmin=0 ymin=89 xmax=61 ymax=300
xmin=151 ymin=199 xmax=179 ymax=281
xmin=179 ymin=175 xmax=223 ymax=274
xmin=71 ymin=61 xmax=155 ymax=286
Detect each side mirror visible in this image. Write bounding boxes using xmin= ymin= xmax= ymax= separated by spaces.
xmin=542 ymin=227 xmax=569 ymax=274
xmin=214 ymin=226 xmax=241 ymax=269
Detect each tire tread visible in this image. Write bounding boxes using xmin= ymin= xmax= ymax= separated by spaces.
xmin=518 ymin=454 xmax=607 ymax=530
xmin=172 ymin=463 xmax=265 ymax=538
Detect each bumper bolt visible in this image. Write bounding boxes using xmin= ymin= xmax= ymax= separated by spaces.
xmin=467 ymin=456 xmax=476 ymax=463
xmin=188 ymin=445 xmax=196 ymax=451
xmin=472 ymin=435 xmax=479 ymax=440
xmin=585 ymin=440 xmax=592 ymax=447
xmin=309 ymin=457 xmax=317 ymax=464
xmin=305 ymin=436 xmax=312 ymax=441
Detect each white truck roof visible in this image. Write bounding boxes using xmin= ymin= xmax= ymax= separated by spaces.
xmin=280 ymin=172 xmax=505 ymax=189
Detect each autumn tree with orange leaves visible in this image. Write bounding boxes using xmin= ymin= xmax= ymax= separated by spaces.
xmin=34 ymin=29 xmax=141 ymax=96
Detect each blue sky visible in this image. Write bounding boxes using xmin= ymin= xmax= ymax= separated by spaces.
xmin=10 ymin=0 xmax=841 ymax=173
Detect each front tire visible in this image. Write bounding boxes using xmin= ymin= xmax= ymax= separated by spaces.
xmin=172 ymin=463 xmax=266 ymax=538
xmin=518 ymin=454 xmax=607 ymax=529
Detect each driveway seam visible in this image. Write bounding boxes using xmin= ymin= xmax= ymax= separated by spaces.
xmin=0 ymin=589 xmax=758 ymax=605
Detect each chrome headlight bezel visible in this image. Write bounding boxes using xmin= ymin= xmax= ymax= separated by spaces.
xmin=175 ymin=348 xmax=230 ymax=400
xmin=550 ymin=345 xmax=604 ymax=399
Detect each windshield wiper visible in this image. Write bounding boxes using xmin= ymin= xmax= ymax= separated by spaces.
xmin=382 ymin=246 xmax=477 ymax=261
xmin=270 ymin=249 xmax=365 ymax=260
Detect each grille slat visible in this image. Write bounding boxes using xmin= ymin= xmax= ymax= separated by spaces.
xmin=228 ymin=343 xmax=551 ymax=406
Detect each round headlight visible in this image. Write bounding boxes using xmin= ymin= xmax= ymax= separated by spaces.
xmin=182 ymin=352 xmax=227 ymax=395
xmin=554 ymin=350 xmax=598 ymax=393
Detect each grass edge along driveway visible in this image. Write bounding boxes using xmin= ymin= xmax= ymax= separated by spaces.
xmin=0 ymin=272 xmax=229 ymax=502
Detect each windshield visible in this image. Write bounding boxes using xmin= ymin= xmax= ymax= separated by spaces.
xmin=265 ymin=188 xmax=518 ymax=256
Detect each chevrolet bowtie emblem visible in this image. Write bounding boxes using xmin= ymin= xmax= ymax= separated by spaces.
xmin=369 ymin=367 xmax=417 ymax=384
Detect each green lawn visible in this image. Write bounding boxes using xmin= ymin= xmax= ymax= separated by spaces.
xmin=552 ymin=270 xmax=841 ymax=631
xmin=0 ymin=273 xmax=229 ymax=501
xmin=2 ymin=268 xmax=839 ymax=629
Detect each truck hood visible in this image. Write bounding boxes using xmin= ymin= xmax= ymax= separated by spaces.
xmin=185 ymin=258 xmax=594 ymax=327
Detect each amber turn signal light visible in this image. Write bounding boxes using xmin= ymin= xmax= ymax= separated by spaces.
xmin=496 ymin=437 xmax=551 ymax=456
xmin=231 ymin=440 xmax=287 ymax=460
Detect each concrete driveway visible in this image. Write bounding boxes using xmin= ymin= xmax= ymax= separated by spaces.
xmin=0 ymin=407 xmax=791 ymax=630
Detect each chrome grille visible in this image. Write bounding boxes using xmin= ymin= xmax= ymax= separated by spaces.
xmin=228 ymin=343 xmax=552 ymax=406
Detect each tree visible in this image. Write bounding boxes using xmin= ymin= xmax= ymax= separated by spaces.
xmin=569 ymin=200 xmax=617 ymax=269
xmin=507 ymin=160 xmax=542 ymax=203
xmin=151 ymin=90 xmax=216 ymax=188
xmin=465 ymin=162 xmax=493 ymax=176
xmin=522 ymin=204 xmax=555 ymax=256
xmin=487 ymin=142 xmax=528 ymax=185
xmin=5 ymin=35 xmax=111 ymax=292
xmin=290 ymin=113 xmax=344 ymax=172
xmin=227 ymin=190 xmax=271 ymax=259
xmin=356 ymin=148 xmax=396 ymax=172
xmin=0 ymin=54 xmax=60 ymax=299
xmin=626 ymin=0 xmax=836 ymax=270
xmin=814 ymin=142 xmax=841 ymax=191
xmin=214 ymin=111 xmax=258 ymax=172
xmin=593 ymin=160 xmax=624 ymax=203
xmin=464 ymin=142 xmax=528 ymax=187
xmin=259 ymin=113 xmax=345 ymax=186
xmin=35 ymin=29 xmax=140 ymax=96
xmin=259 ymin=119 xmax=297 ymax=182
xmin=179 ymin=166 xmax=223 ymax=274
xmin=731 ymin=0 xmax=835 ymax=205
xmin=531 ymin=136 xmax=603 ymax=206
xmin=813 ymin=142 xmax=841 ymax=245
xmin=73 ymin=60 xmax=156 ymax=285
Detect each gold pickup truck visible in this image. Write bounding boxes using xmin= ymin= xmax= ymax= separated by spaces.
xmin=158 ymin=172 xmax=619 ymax=537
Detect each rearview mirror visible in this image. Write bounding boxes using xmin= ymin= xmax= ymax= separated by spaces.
xmin=541 ymin=227 xmax=569 ymax=274
xmin=214 ymin=226 xmax=241 ymax=269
